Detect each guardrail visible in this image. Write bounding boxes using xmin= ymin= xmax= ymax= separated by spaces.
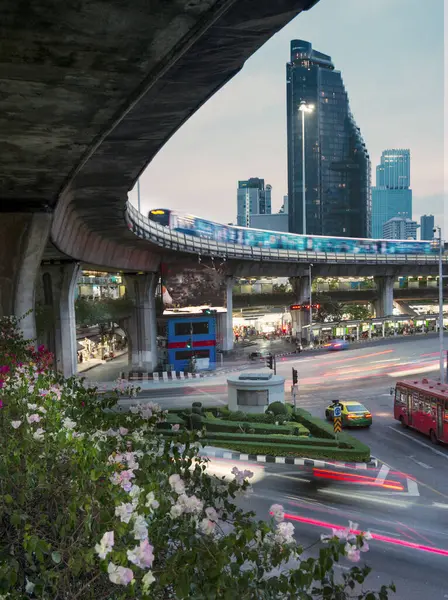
xmin=125 ymin=202 xmax=448 ymax=267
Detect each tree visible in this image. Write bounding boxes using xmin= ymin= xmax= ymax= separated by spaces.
xmin=346 ymin=304 xmax=373 ymax=321
xmin=314 ymin=294 xmax=345 ymax=323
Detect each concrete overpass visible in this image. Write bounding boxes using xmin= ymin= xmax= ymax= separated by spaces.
xmin=1 ymin=0 xmax=321 ymax=374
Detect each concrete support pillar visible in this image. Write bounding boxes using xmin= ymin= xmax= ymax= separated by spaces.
xmin=374 ymin=276 xmax=395 ymax=318
xmin=290 ymin=276 xmax=311 ymax=339
xmin=123 ymin=273 xmax=158 ymax=372
xmin=0 ymin=213 xmax=52 ymax=340
xmin=223 ymin=277 xmax=234 ymax=352
xmin=381 ymin=322 xmax=386 ymax=338
xmin=39 ymin=262 xmax=80 ymax=377
xmin=356 ymin=325 xmax=360 ymax=341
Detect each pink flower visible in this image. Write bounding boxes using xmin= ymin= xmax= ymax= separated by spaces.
xmin=127 ymin=539 xmax=154 ymax=569
xmin=26 ymin=413 xmax=41 ymax=424
xmin=0 ymin=399 xmax=3 ymax=409
xmin=95 ymin=531 xmax=115 ymax=559
xmin=270 ymin=504 xmax=285 ymax=523
xmin=0 ymin=365 xmax=10 ymax=374
xmin=107 ymin=563 xmax=134 ymax=586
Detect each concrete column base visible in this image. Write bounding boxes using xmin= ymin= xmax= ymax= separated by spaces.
xmin=38 ymin=262 xmax=80 ymax=378
xmin=0 ymin=213 xmax=52 ymax=340
xmin=123 ymin=273 xmax=158 ymax=372
xmin=374 ymin=276 xmax=395 ymax=317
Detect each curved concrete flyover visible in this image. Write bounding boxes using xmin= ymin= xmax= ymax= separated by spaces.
xmin=0 ymin=0 xmax=320 ymax=271
xmin=125 ymin=204 xmax=448 ymax=278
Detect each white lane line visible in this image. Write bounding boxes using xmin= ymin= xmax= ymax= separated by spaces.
xmin=318 ymin=488 xmax=411 ymax=508
xmin=433 ymin=502 xmax=448 ymax=510
xmin=374 ymin=464 xmax=390 ymax=486
xmin=406 ymin=478 xmax=420 ymax=496
xmin=409 ymin=456 xmax=433 ymax=469
xmin=388 ymin=426 xmax=448 ymax=460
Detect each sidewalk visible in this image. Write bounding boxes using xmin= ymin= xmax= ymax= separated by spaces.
xmin=77 ymin=350 xmax=127 ymax=374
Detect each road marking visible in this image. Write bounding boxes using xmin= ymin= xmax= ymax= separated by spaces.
xmin=409 ymin=456 xmax=433 ymax=469
xmin=318 ymin=488 xmax=411 ymax=508
xmin=388 ymin=426 xmax=448 ymax=460
xmin=433 ymin=502 xmax=448 ymax=510
xmin=372 ymin=359 xmax=398 ymax=363
xmin=374 ymin=464 xmax=390 ymax=486
xmin=266 ymin=472 xmax=311 ymax=483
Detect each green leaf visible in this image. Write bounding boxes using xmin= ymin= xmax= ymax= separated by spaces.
xmin=3 ymin=494 xmax=13 ymax=504
xmin=51 ymin=551 xmax=62 ymax=564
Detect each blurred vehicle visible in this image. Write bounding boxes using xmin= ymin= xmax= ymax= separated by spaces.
xmin=249 ymin=351 xmax=264 ymax=361
xmin=324 ymin=339 xmax=349 ymax=351
xmin=325 ymin=401 xmax=372 ymax=427
xmin=392 ymin=377 xmax=448 ymax=444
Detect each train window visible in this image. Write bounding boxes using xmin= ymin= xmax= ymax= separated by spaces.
xmin=174 ymin=322 xmax=209 ymax=336
xmin=175 ymin=350 xmax=210 ymax=361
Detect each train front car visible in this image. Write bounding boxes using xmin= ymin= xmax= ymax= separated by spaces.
xmin=148 ymin=209 xmax=171 ymax=227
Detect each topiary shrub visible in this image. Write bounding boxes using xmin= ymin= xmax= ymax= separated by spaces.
xmin=267 ymin=401 xmax=288 ymax=416
xmin=192 ymin=401 xmax=203 ymax=408
xmin=192 ymin=406 xmax=203 ymax=416
xmin=190 ymin=413 xmax=203 ymax=430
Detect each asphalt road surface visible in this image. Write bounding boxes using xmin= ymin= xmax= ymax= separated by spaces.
xmin=111 ymin=335 xmax=448 ymax=598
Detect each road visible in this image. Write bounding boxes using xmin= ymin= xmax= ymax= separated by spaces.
xmin=113 ymin=335 xmax=448 ymax=598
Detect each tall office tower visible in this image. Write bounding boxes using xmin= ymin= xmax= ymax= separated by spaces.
xmin=371 ymin=149 xmax=412 ymax=238
xmin=420 ymin=214 xmax=435 ymax=240
xmin=286 ymin=40 xmax=371 ymax=237
xmin=236 ymin=178 xmax=272 ymax=227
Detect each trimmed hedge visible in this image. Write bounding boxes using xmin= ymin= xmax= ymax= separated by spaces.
xmin=203 ymin=431 xmax=343 ymax=447
xmin=284 ymin=421 xmax=310 ymax=436
xmin=156 ymin=413 xmax=185 ymax=430
xmin=201 ymin=418 xmax=293 ymax=435
xmin=203 ymin=440 xmax=370 ymax=462
xmin=293 ymin=408 xmax=370 ymax=458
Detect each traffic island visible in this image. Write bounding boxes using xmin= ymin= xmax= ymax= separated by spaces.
xmin=159 ymin=402 xmax=372 ymax=464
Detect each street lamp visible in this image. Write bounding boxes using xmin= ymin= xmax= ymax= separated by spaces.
xmin=298 ymin=101 xmax=314 ymax=235
xmin=308 ymin=263 xmax=313 ymax=345
xmin=433 ymin=227 xmax=445 ymax=383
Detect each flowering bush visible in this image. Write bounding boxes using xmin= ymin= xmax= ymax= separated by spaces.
xmin=0 ymin=316 xmax=396 ymax=598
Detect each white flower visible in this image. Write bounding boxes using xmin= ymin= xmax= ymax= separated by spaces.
xmin=37 ymin=406 xmax=47 ymax=414
xmin=115 ymin=503 xmax=134 ymax=524
xmin=27 ymin=403 xmax=38 ymax=410
xmin=145 ymin=492 xmax=160 ymax=511
xmin=25 ymin=579 xmax=35 ymax=594
xmin=178 ymin=493 xmax=203 ymax=515
xmin=168 ymin=473 xmax=185 ymax=495
xmin=270 ymin=504 xmax=285 ymax=523
xmin=142 ymin=570 xmax=155 ymax=592
xmin=205 ymin=507 xmax=218 ymax=522
xmin=171 ymin=424 xmax=180 ymax=432
xmin=231 ymin=466 xmax=254 ymax=486
xmin=126 ymin=539 xmax=154 ymax=569
xmin=274 ymin=521 xmax=295 ymax=545
xmin=119 ymin=427 xmax=128 ymax=435
xmin=345 ymin=542 xmax=361 ymax=563
xmin=62 ymin=417 xmax=76 ymax=430
xmin=359 ymin=539 xmax=369 ymax=553
xmin=32 ymin=428 xmax=45 ymax=441
xmin=95 ymin=531 xmax=114 ymax=559
xmin=349 ymin=520 xmax=359 ymax=533
xmin=363 ymin=530 xmax=373 ymax=541
xmin=27 ymin=413 xmax=41 ymax=424
xmin=129 ymin=484 xmax=142 ymax=499
xmin=107 ymin=562 xmax=134 ymax=586
xmin=170 ymin=504 xmax=184 ymax=519
xmin=199 ymin=518 xmax=215 ymax=535
xmin=11 ymin=421 xmax=22 ymax=429
xmin=132 ymin=515 xmax=148 ymax=540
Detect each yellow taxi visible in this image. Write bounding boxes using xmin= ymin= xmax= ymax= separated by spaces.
xmin=325 ymin=401 xmax=372 ymax=428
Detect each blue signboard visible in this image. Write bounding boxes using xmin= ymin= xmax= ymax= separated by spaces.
xmin=334 ymin=405 xmax=342 ymax=418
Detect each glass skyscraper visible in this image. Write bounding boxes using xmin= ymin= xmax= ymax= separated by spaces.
xmin=237 ymin=178 xmax=272 ymax=227
xmin=286 ymin=40 xmax=371 ymax=237
xmin=420 ymin=214 xmax=435 ymax=241
xmin=371 ymin=149 xmax=412 ymax=238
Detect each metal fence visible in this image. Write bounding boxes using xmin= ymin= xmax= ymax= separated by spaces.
xmin=125 ymin=202 xmax=447 ymax=267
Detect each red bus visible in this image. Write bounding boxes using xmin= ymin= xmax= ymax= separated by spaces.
xmin=393 ymin=378 xmax=448 ymax=444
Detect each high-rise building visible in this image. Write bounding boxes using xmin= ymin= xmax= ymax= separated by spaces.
xmin=237 ymin=178 xmax=272 ymax=227
xmin=371 ymin=149 xmax=412 ymax=238
xmin=382 ymin=217 xmax=418 ymax=240
xmin=286 ymin=40 xmax=371 ymax=238
xmin=420 ymin=214 xmax=435 ymax=240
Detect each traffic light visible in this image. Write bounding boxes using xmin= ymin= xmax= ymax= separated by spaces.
xmin=186 ymin=338 xmax=192 ymax=349
xmin=292 ymin=368 xmax=298 ymax=385
xmin=266 ymin=354 xmax=274 ymax=370
xmin=202 ymin=308 xmax=217 ymax=316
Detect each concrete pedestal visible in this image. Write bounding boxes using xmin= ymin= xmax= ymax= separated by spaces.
xmin=227 ymin=372 xmax=285 ymax=414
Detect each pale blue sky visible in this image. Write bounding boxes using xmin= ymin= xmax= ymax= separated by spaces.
xmin=130 ymin=0 xmax=446 ymax=235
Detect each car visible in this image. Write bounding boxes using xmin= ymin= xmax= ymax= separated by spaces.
xmin=325 ymin=401 xmax=372 ymax=427
xmin=324 ymin=339 xmax=349 ymax=351
xmin=249 ymin=351 xmax=263 ymax=361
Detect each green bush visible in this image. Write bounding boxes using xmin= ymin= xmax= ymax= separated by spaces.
xmin=202 ymin=418 xmax=293 ymax=436
xmin=284 ymin=421 xmax=310 ymax=436
xmin=204 ymin=440 xmax=370 ymax=462
xmin=192 ymin=402 xmax=203 ymax=408
xmin=267 ymin=401 xmax=288 ymax=416
xmin=157 ymin=414 xmax=185 ymax=430
xmin=293 ymin=408 xmax=370 ymax=457
xmin=223 ymin=412 xmax=288 ymax=425
xmin=203 ymin=432 xmax=340 ymax=447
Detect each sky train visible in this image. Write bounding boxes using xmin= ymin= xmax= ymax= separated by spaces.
xmin=147 ymin=209 xmax=437 ymax=255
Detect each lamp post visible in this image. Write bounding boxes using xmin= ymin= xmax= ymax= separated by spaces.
xmin=137 ymin=178 xmax=141 ymax=213
xmin=308 ymin=263 xmax=313 ymax=345
xmin=433 ymin=227 xmax=445 ymax=383
xmin=298 ymin=101 xmax=314 ymax=235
